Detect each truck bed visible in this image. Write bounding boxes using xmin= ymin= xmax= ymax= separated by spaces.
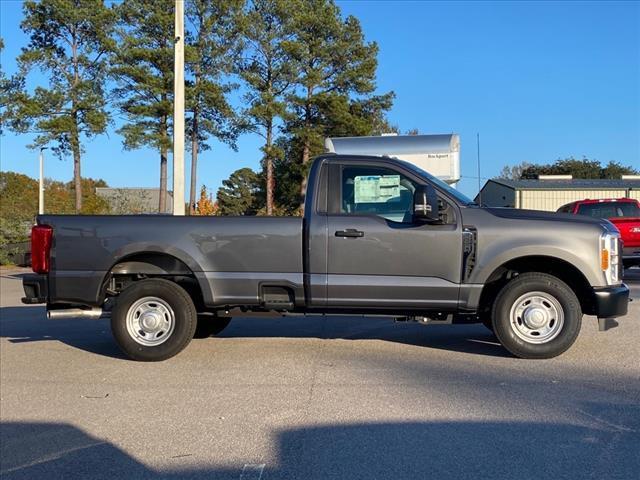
xmin=39 ymin=214 xmax=304 ymax=307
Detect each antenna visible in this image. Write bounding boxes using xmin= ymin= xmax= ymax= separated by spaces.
xmin=477 ymin=133 xmax=482 ymax=206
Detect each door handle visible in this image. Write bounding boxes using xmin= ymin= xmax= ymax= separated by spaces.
xmin=335 ymin=229 xmax=364 ymax=238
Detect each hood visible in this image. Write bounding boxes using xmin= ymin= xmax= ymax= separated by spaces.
xmin=484 ymin=207 xmax=615 ymax=232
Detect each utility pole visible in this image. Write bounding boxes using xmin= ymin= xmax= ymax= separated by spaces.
xmin=38 ymin=147 xmax=47 ymax=215
xmin=172 ymin=0 xmax=185 ymax=215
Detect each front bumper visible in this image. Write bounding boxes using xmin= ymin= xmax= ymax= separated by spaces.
xmin=592 ymin=284 xmax=629 ymax=318
xmin=21 ymin=273 xmax=48 ymax=304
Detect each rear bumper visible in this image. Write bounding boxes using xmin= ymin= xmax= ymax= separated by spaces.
xmin=21 ymin=273 xmax=48 ymax=304
xmin=592 ymin=284 xmax=629 ymax=318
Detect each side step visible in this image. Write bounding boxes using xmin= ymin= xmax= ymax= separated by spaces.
xmin=261 ymin=286 xmax=294 ymax=310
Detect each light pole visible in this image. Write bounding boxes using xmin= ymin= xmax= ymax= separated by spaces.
xmin=172 ymin=0 xmax=185 ymax=215
xmin=38 ymin=147 xmax=47 ymax=215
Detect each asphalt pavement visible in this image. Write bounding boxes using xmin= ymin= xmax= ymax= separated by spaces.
xmin=1 ymin=268 xmax=639 ymax=479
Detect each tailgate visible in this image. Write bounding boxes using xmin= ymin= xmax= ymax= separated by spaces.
xmin=610 ymin=217 xmax=640 ymax=247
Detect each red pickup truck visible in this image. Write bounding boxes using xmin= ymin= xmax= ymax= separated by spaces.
xmin=557 ymin=198 xmax=640 ymax=268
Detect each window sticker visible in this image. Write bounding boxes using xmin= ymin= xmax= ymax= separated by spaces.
xmin=354 ymin=175 xmax=401 ymax=203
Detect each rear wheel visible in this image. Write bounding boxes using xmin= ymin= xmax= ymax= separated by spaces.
xmin=193 ymin=315 xmax=232 ymax=338
xmin=111 ymin=279 xmax=197 ymax=361
xmin=492 ymin=272 xmax=582 ymax=359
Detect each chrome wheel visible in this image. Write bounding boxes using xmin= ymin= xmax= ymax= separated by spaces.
xmin=125 ymin=296 xmax=175 ymax=346
xmin=509 ymin=291 xmax=564 ymax=344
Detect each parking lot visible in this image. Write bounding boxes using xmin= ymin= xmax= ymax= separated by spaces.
xmin=1 ymin=268 xmax=639 ymax=479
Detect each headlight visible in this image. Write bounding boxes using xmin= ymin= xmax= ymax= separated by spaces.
xmin=600 ymin=232 xmax=621 ymax=285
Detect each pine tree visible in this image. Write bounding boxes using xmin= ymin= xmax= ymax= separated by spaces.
xmin=285 ymin=0 xmax=389 ymax=202
xmin=0 ymin=37 xmax=16 ymax=134
xmin=4 ymin=1 xmax=115 ymax=212
xmin=112 ymin=0 xmax=174 ymax=213
xmin=238 ymin=0 xmax=296 ymax=215
xmin=0 ymin=37 xmax=4 ymax=90
xmin=217 ymin=167 xmax=260 ymax=216
xmin=185 ymin=0 xmax=245 ymax=214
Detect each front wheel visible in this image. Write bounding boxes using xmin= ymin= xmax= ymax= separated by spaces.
xmin=111 ymin=279 xmax=197 ymax=361
xmin=491 ymin=273 xmax=582 ymax=359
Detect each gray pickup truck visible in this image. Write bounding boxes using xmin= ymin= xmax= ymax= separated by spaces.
xmin=22 ymin=154 xmax=630 ymax=361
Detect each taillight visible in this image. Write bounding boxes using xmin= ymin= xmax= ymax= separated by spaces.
xmin=31 ymin=225 xmax=53 ymax=274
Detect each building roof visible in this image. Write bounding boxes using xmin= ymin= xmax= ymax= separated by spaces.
xmin=488 ymin=178 xmax=640 ymax=190
xmin=96 ymin=187 xmax=174 ymax=214
xmin=325 ymin=134 xmax=459 ymax=155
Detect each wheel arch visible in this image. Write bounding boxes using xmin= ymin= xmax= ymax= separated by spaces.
xmin=477 ymin=255 xmax=595 ymax=316
xmin=110 ymin=252 xmax=193 ymax=276
xmin=103 ymin=251 xmax=209 ymax=311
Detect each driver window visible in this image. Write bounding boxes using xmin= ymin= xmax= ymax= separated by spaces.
xmin=341 ymin=166 xmax=416 ymax=223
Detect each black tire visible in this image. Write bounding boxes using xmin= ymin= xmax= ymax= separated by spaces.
xmin=479 ymin=312 xmax=494 ymax=333
xmin=111 ymin=278 xmax=197 ymax=361
xmin=491 ymin=272 xmax=582 ymax=359
xmin=193 ymin=315 xmax=232 ymax=338
xmin=481 ymin=317 xmax=494 ymax=333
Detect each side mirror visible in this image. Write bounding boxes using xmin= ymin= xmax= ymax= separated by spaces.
xmin=413 ymin=185 xmax=440 ymax=222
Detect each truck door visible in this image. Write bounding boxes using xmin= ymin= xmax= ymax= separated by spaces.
xmin=326 ymin=161 xmax=463 ymax=309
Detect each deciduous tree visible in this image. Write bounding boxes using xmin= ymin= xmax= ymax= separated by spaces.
xmin=194 ymin=185 xmax=217 ymax=215
xmin=498 ymin=162 xmax=533 ymax=180
xmin=517 ymin=157 xmax=639 ymax=180
xmin=0 ymin=171 xmax=109 ymax=259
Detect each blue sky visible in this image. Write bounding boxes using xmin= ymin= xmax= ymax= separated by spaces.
xmin=1 ymin=0 xmax=638 ymax=199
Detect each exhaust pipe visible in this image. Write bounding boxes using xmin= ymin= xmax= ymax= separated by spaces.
xmin=47 ymin=308 xmax=103 ymax=320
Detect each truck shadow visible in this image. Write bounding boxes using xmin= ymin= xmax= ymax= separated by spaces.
xmin=2 ymin=403 xmax=638 ymax=479
xmin=0 ymin=306 xmax=509 ymax=359
xmin=0 ymin=271 xmax=29 ymax=281
xmin=219 ymin=315 xmax=511 ymax=358
xmin=2 ymin=268 xmax=636 ymax=360
xmin=0 ymin=306 xmax=126 ymax=359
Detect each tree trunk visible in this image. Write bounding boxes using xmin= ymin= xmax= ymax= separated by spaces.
xmin=70 ymin=108 xmax=82 ymax=212
xmin=299 ymin=141 xmax=310 ymax=202
xmin=189 ymin=68 xmax=200 ymax=215
xmin=159 ymin=148 xmax=168 ymax=213
xmin=72 ymin=140 xmax=82 ymax=213
xmin=264 ymin=61 xmax=274 ymax=216
xmin=189 ymin=119 xmax=198 ymax=215
xmin=299 ymin=85 xmax=314 ymax=209
xmin=265 ymin=120 xmax=274 ymax=216
xmin=159 ymin=119 xmax=168 ymax=213
xmin=70 ymin=28 xmax=82 ymax=213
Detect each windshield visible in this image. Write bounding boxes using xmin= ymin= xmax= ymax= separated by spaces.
xmin=577 ymin=201 xmax=640 ymax=218
xmin=395 ymin=159 xmax=475 ymax=205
